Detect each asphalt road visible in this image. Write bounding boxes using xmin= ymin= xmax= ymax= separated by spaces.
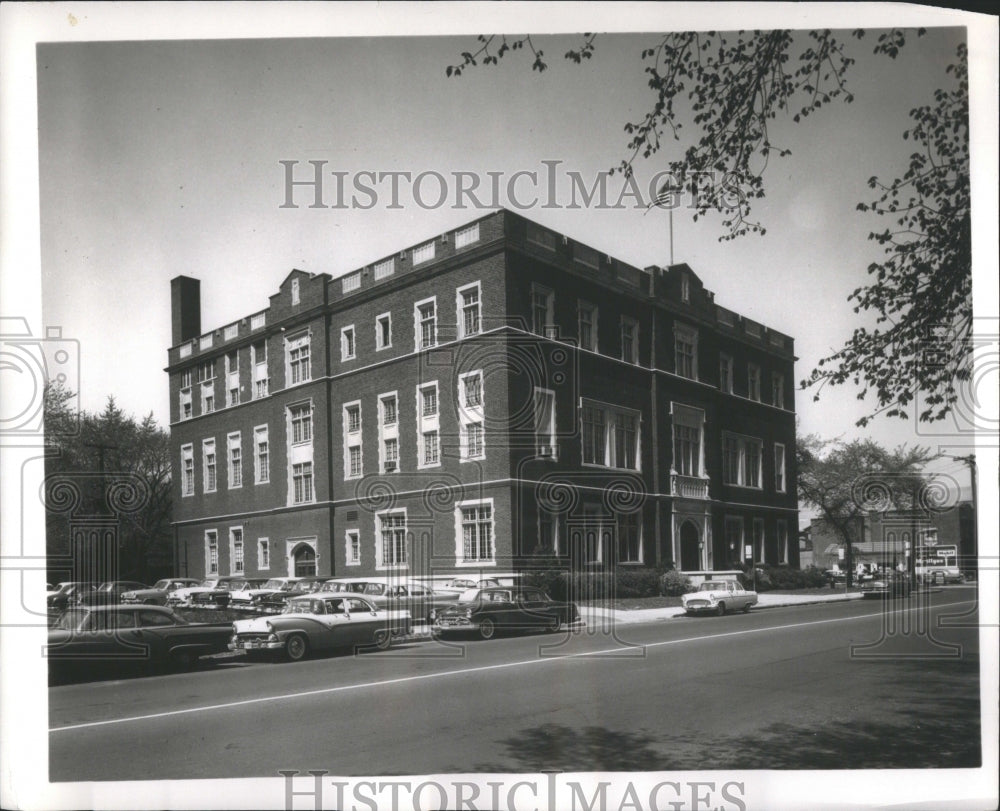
xmin=49 ymin=587 xmax=981 ymax=781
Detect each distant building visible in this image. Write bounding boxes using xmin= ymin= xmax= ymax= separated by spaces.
xmin=166 ymin=210 xmax=798 ymax=581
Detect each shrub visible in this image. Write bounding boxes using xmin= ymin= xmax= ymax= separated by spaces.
xmin=659 ymin=569 xmax=694 ymax=596
xmin=615 ymin=568 xmax=661 ymax=598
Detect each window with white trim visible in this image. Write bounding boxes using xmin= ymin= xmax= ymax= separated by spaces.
xmin=455 ymin=223 xmax=480 ymax=249
xmin=292 ymin=462 xmax=314 ymax=504
xmin=774 ymin=443 xmax=786 ymax=493
xmin=201 ymin=379 xmax=215 ymax=414
xmin=376 ymin=313 xmax=392 ymax=350
xmin=578 ymin=301 xmax=598 ymax=352
xmin=724 ymin=516 xmax=744 ymax=563
xmin=206 ymin=530 xmax=219 ymax=575
xmin=459 ymin=371 xmax=485 ymax=461
xmin=617 ymin=512 xmax=642 ymax=563
xmin=772 ymin=372 xmax=785 ymax=409
xmin=415 ymin=297 xmax=437 ymax=350
xmin=373 ymin=258 xmax=394 ymax=280
xmin=258 ymin=538 xmax=270 ymax=570
xmin=254 ymin=425 xmax=269 ymax=484
xmin=379 ymin=392 xmax=399 ymax=473
xmin=752 ymin=518 xmax=765 ymax=563
xmin=179 ymin=369 xmax=193 ymax=420
xmin=417 ymin=382 xmax=440 ymax=468
xmin=286 ymin=332 xmax=310 ymax=386
xmin=289 ymin=404 xmax=312 ymax=444
xmin=227 ymin=432 xmax=242 ymax=488
xmin=252 ymin=340 xmax=269 ymax=399
xmin=458 ymin=502 xmax=494 ymax=564
xmin=680 ymin=273 xmax=690 ymax=302
xmin=621 ymin=316 xmax=638 ymax=364
xmin=747 ymin=363 xmax=761 ymax=401
xmin=722 ymin=433 xmax=763 ymax=488
xmin=776 ymin=520 xmax=789 ymax=564
xmin=346 ymin=529 xmax=361 ymax=566
xmin=538 ymin=509 xmax=559 ymax=555
xmin=383 ymin=438 xmax=398 ymax=472
xmin=719 ymin=353 xmax=733 ymax=394
xmin=580 ymin=399 xmax=640 ymax=470
xmin=341 ymin=325 xmax=356 ymax=361
xmin=458 ymin=283 xmax=481 ymax=338
xmin=376 ymin=510 xmax=408 ymax=568
xmin=674 ymin=324 xmax=698 ymax=380
xmin=531 ymin=284 xmax=554 ymax=337
xmin=534 ymin=387 xmax=556 ymax=459
xmin=197 ymin=360 xmax=214 ymax=383
xmin=230 ymin=527 xmax=244 ymax=574
xmin=380 ymin=394 xmax=397 ymax=426
xmin=671 ymin=404 xmax=704 ymax=477
xmin=181 ymin=444 xmax=194 ymax=496
xmin=181 ymin=369 xmax=193 ymax=389
xmin=226 ymin=350 xmax=240 ymax=407
xmin=413 ymin=241 xmax=435 ymax=265
xmin=344 ymin=401 xmax=362 ymax=479
xmin=202 ymin=438 xmax=217 ymax=493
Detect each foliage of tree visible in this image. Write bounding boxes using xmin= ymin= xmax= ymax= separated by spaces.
xmin=446 ymin=30 xmax=972 ymax=427
xmin=44 ymin=382 xmax=172 ymax=583
xmin=796 ymin=435 xmax=937 ymax=585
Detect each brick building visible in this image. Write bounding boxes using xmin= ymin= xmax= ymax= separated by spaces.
xmin=167 ymin=210 xmax=798 ymax=581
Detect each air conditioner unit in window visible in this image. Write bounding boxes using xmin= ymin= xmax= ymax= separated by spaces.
xmin=384 ymin=462 xmax=397 ymax=472
xmin=538 ymin=445 xmax=556 ymax=458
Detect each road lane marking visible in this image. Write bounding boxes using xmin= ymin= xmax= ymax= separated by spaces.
xmin=50 ymin=599 xmax=977 ymax=733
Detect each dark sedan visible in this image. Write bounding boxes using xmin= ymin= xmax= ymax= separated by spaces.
xmin=48 ymin=605 xmax=232 ymax=676
xmin=47 ymin=582 xmax=98 ymax=613
xmin=74 ymin=581 xmax=149 ymax=607
xmin=431 ymin=587 xmax=584 ymax=640
xmin=254 ymin=577 xmax=329 ymax=614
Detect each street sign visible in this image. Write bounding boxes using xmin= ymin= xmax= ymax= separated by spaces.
xmin=744 ymin=544 xmax=752 ymax=559
xmin=838 ymin=547 xmax=845 ymax=560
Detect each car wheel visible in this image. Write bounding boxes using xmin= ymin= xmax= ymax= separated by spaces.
xmin=285 ymin=634 xmax=308 ymax=662
xmin=742 ymin=602 xmax=751 ymax=613
xmin=544 ymin=616 xmax=560 ymax=633
xmin=171 ymin=650 xmax=198 ymax=670
xmin=478 ymin=618 xmax=496 ymax=640
xmin=373 ymin=630 xmax=391 ymax=651
xmin=716 ymin=602 xmax=726 ymax=617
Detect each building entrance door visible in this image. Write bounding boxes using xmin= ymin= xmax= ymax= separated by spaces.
xmin=679 ymin=521 xmax=701 ymax=571
xmin=292 ymin=544 xmax=316 ymax=576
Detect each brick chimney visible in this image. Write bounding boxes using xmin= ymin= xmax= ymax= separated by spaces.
xmin=170 ymin=276 xmax=201 ymax=346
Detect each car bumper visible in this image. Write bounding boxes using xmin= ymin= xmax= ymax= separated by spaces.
xmin=230 ymin=638 xmax=284 ymax=651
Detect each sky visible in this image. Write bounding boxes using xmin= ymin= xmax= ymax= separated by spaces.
xmin=20 ymin=8 xmax=999 ymax=506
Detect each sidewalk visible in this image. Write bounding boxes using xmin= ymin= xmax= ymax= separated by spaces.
xmin=577 ymin=590 xmax=863 ymax=627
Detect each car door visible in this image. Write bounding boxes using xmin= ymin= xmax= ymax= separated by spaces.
xmin=344 ymin=597 xmax=383 ymax=645
xmin=316 ymin=598 xmax=356 ymax=650
xmin=517 ymin=589 xmax=557 ymax=628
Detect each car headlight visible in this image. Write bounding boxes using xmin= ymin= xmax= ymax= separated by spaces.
xmin=123 ymin=592 xmax=135 ymax=599
xmin=265 ymin=621 xmax=273 ymax=633
xmin=232 ymin=623 xmax=239 ymax=634
xmin=464 ymin=608 xmax=472 ymax=619
xmin=429 ymin=609 xmax=437 ymax=621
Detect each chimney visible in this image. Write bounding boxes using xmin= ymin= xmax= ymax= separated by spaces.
xmin=171 ymin=276 xmax=201 ymax=346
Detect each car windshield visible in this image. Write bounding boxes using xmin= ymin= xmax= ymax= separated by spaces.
xmin=198 ymin=580 xmax=217 ymax=588
xmin=97 ymin=583 xmax=116 ymax=592
xmin=362 ymin=583 xmax=387 ymax=596
xmin=456 ymin=588 xmax=482 ymax=603
xmin=446 ymin=579 xmax=477 ymax=589
xmin=54 ymin=610 xmax=89 ymax=631
xmin=261 ymin=579 xmax=286 ymax=589
xmin=699 ymin=582 xmax=726 ymax=592
xmin=284 ymin=598 xmax=316 ymax=614
xmin=152 ymin=580 xmax=171 ymax=589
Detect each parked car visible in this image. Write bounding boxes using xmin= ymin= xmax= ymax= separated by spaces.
xmin=425 ymin=576 xmax=507 ymax=598
xmin=681 ymin=580 xmax=758 ymax=616
xmin=229 ymin=593 xmax=411 ymax=661
xmin=253 ymin=577 xmax=329 ymax=614
xmin=225 ymin=578 xmax=268 ymax=606
xmin=121 ymin=578 xmax=201 ymax=606
xmin=47 ymin=582 xmax=98 ymax=613
xmin=431 ymin=586 xmax=583 ymax=640
xmin=48 ymin=604 xmax=232 ymax=674
xmin=860 ymin=571 xmax=912 ymax=599
xmin=323 ymin=578 xmax=451 ymax=623
xmin=245 ymin=577 xmax=311 ymax=610
xmin=228 ymin=577 xmax=301 ymax=609
xmin=74 ymin=581 xmax=150 ymax=607
xmin=166 ymin=577 xmax=245 ymax=608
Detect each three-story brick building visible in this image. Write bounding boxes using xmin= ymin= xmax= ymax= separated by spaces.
xmin=167 ymin=210 xmax=798 ymax=581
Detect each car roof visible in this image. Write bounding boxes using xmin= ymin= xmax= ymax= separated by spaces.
xmin=68 ymin=604 xmax=172 ymax=613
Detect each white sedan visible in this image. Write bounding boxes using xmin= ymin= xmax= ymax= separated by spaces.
xmin=682 ymin=580 xmax=758 ymax=616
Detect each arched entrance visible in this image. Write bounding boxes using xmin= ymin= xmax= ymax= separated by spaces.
xmin=291 ymin=543 xmax=316 ymax=576
xmin=679 ymin=521 xmax=701 ymax=571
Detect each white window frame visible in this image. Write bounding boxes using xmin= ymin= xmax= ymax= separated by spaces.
xmin=748 ymin=363 xmax=761 ymax=402
xmin=772 ymin=372 xmax=785 ymax=409
xmin=179 ymin=385 xmax=192 ymax=421
xmin=345 ymin=529 xmax=361 ymax=567
xmin=227 ymin=432 xmax=242 ymax=489
xmin=379 ymin=391 xmax=399 ymax=474
xmin=258 ymin=538 xmax=270 ymax=570
xmin=343 ymin=400 xmax=363 ymax=480
xmin=533 ymin=387 xmax=557 ymax=460
xmin=774 ymin=442 xmax=786 ymax=493
xmin=413 ymin=241 xmax=435 ymax=265
xmin=777 ymin=520 xmax=789 ymax=564
xmin=752 ymin=518 xmax=765 ymax=563
xmin=455 ymin=223 xmax=480 ymax=249
xmin=291 ymin=461 xmax=314 ymax=504
xmin=289 ymin=403 xmax=313 ymax=445
xmin=538 ymin=508 xmax=560 ymax=555
xmin=375 ymin=312 xmax=392 ymax=351
xmin=373 ymin=258 xmax=395 ymax=280
xmin=417 ymin=382 xmax=440 ymax=469
xmin=225 ymin=350 xmax=240 ymax=408
xmin=579 ymin=398 xmax=641 ymax=471
xmin=670 ymin=403 xmax=705 ymax=478
xmin=459 ymin=370 xmax=485 ymax=461
xmin=457 ymin=281 xmax=482 ymax=339
xmin=617 ymin=512 xmax=643 ymax=564
xmin=202 ymin=438 xmax=217 ymax=494
xmin=673 ymin=324 xmax=698 ymax=381
xmin=724 ymin=516 xmax=744 ymax=563
xmin=722 ymin=432 xmax=764 ymax=489
xmin=375 ymin=509 xmax=408 ymax=571
xmin=200 ymin=380 xmax=215 ymax=414
xmin=620 ymin=316 xmax=639 ymax=364
xmin=340 ymin=325 xmax=356 ymax=361
xmin=454 ymin=498 xmax=497 ymax=567
xmin=719 ymin=353 xmax=733 ymax=394
xmin=414 ymin=296 xmax=438 ymax=351
xmin=206 ymin=530 xmax=219 ymax=575
xmin=252 ymin=339 xmax=269 ymax=399
xmin=180 ymin=444 xmax=194 ymax=497
xmin=254 ymin=424 xmax=269 ymax=485
xmin=230 ymin=526 xmax=244 ymax=574
xmin=577 ymin=300 xmax=598 ymax=352
xmin=531 ymin=283 xmax=555 ymax=338
xmin=285 ymin=331 xmax=311 ymax=387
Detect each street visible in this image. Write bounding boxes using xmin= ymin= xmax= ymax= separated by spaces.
xmin=49 ymin=588 xmax=981 ymax=781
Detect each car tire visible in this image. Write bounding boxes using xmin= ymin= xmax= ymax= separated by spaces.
xmin=478 ymin=618 xmax=496 ymax=640
xmin=716 ymin=602 xmax=726 ymax=617
xmin=544 ymin=616 xmax=560 ymax=633
xmin=373 ymin=630 xmax=391 ymax=651
xmin=742 ymin=602 xmax=751 ymax=613
xmin=170 ymin=650 xmax=198 ymax=670
xmin=285 ymin=634 xmax=308 ymax=662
